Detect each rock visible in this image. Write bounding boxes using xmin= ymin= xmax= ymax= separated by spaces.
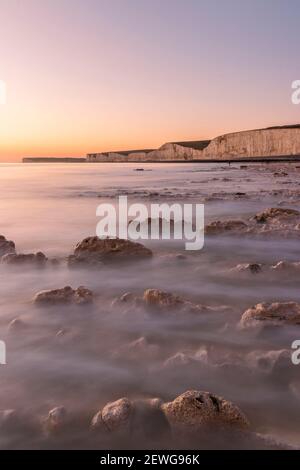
xmin=205 ymin=220 xmax=247 ymax=235
xmin=33 ymin=285 xmax=93 ymax=306
xmin=68 ymin=237 xmax=152 ymax=267
xmin=163 ymin=352 xmax=198 ymax=368
xmin=0 ymin=410 xmax=18 ymax=429
xmin=1 ymin=251 xmax=47 ymax=266
xmin=0 ymin=235 xmax=16 ymax=257
xmin=112 ymin=292 xmax=139 ymax=305
xmin=45 ymin=406 xmax=67 ymax=432
xmin=230 ymin=263 xmax=263 ymax=274
xmin=8 ymin=317 xmax=27 ymax=331
xmin=92 ymin=397 xmax=169 ymax=440
xmin=240 ymin=302 xmax=300 ymax=328
xmin=162 ymin=390 xmax=249 ymax=433
xmin=94 ymin=398 xmax=133 ymax=433
xmin=246 ymin=349 xmax=292 ymax=378
xmin=253 ymin=207 xmax=300 ymax=223
xmin=112 ymin=336 xmax=160 ymax=361
xmin=143 ymin=289 xmax=207 ymax=314
xmin=271 ymin=261 xmax=300 ymax=272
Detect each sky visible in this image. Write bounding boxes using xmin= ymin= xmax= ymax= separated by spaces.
xmin=0 ymin=0 xmax=300 ymax=161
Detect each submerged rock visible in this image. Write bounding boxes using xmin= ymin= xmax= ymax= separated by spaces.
xmin=240 ymin=302 xmax=300 ymax=328
xmin=0 ymin=410 xmax=18 ymax=429
xmin=45 ymin=406 xmax=67 ymax=432
xmin=91 ymin=397 xmax=169 ymax=440
xmin=33 ymin=285 xmax=93 ymax=306
xmin=205 ymin=207 xmax=300 ymax=239
xmin=0 ymin=235 xmax=16 ymax=257
xmin=253 ymin=207 xmax=300 ymax=223
xmin=205 ymin=220 xmax=247 ymax=236
xmin=1 ymin=251 xmax=47 ymax=266
xmin=68 ymin=236 xmax=152 ymax=267
xmin=270 ymin=260 xmax=300 ymax=272
xmin=162 ymin=390 xmax=249 ymax=433
xmin=113 ymin=336 xmax=160 ymax=361
xmin=246 ymin=349 xmax=292 ymax=378
xmin=230 ymin=263 xmax=263 ymax=274
xmin=143 ymin=289 xmax=207 ymax=314
xmin=8 ymin=317 xmax=27 ymax=331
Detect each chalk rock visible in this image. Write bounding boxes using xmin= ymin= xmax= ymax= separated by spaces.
xmin=1 ymin=251 xmax=47 ymax=266
xmin=68 ymin=237 xmax=152 ymax=267
xmin=0 ymin=235 xmax=16 ymax=257
xmin=33 ymin=285 xmax=93 ymax=305
xmin=240 ymin=302 xmax=300 ymax=328
xmin=162 ymin=390 xmax=249 ymax=433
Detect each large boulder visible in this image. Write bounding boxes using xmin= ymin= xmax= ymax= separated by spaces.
xmin=162 ymin=390 xmax=249 ymax=433
xmin=240 ymin=302 xmax=300 ymax=328
xmin=68 ymin=237 xmax=152 ymax=267
xmin=1 ymin=252 xmax=47 ymax=266
xmin=33 ymin=286 xmax=93 ymax=306
xmin=0 ymin=235 xmax=16 ymax=257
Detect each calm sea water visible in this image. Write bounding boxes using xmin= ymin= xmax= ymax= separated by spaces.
xmin=0 ymin=162 xmax=299 ymax=449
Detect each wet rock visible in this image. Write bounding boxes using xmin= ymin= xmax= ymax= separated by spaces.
xmin=230 ymin=263 xmax=263 ymax=274
xmin=163 ymin=352 xmax=199 ymax=369
xmin=240 ymin=302 xmax=300 ymax=328
xmin=92 ymin=398 xmax=133 ymax=433
xmin=253 ymin=207 xmax=300 ymax=224
xmin=68 ymin=237 xmax=152 ymax=267
xmin=162 ymin=390 xmax=249 ymax=434
xmin=205 ymin=220 xmax=247 ymax=235
xmin=271 ymin=261 xmax=300 ymax=272
xmin=45 ymin=406 xmax=67 ymax=432
xmin=92 ymin=397 xmax=170 ymax=440
xmin=246 ymin=349 xmax=293 ymax=379
xmin=1 ymin=251 xmax=47 ymax=266
xmin=116 ymin=337 xmax=160 ymax=361
xmin=8 ymin=317 xmax=27 ymax=331
xmin=0 ymin=410 xmax=18 ymax=429
xmin=143 ymin=289 xmax=207 ymax=314
xmin=33 ymin=285 xmax=93 ymax=306
xmin=0 ymin=235 xmax=16 ymax=257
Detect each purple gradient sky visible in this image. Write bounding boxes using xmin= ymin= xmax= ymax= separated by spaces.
xmin=0 ymin=0 xmax=299 ymax=160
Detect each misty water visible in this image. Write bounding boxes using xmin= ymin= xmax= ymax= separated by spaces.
xmin=0 ymin=162 xmax=300 ymax=449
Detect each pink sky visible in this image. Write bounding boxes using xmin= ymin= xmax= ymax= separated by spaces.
xmin=0 ymin=0 xmax=299 ymax=161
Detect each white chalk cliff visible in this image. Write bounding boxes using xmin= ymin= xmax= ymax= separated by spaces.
xmin=86 ymin=125 xmax=300 ymax=162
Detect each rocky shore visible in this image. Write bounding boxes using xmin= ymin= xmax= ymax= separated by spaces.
xmin=1 ymin=161 xmax=300 ymax=449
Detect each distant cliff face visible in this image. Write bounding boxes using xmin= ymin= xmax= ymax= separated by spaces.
xmin=86 ymin=126 xmax=300 ymax=162
xmin=200 ymin=127 xmax=300 ymax=159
